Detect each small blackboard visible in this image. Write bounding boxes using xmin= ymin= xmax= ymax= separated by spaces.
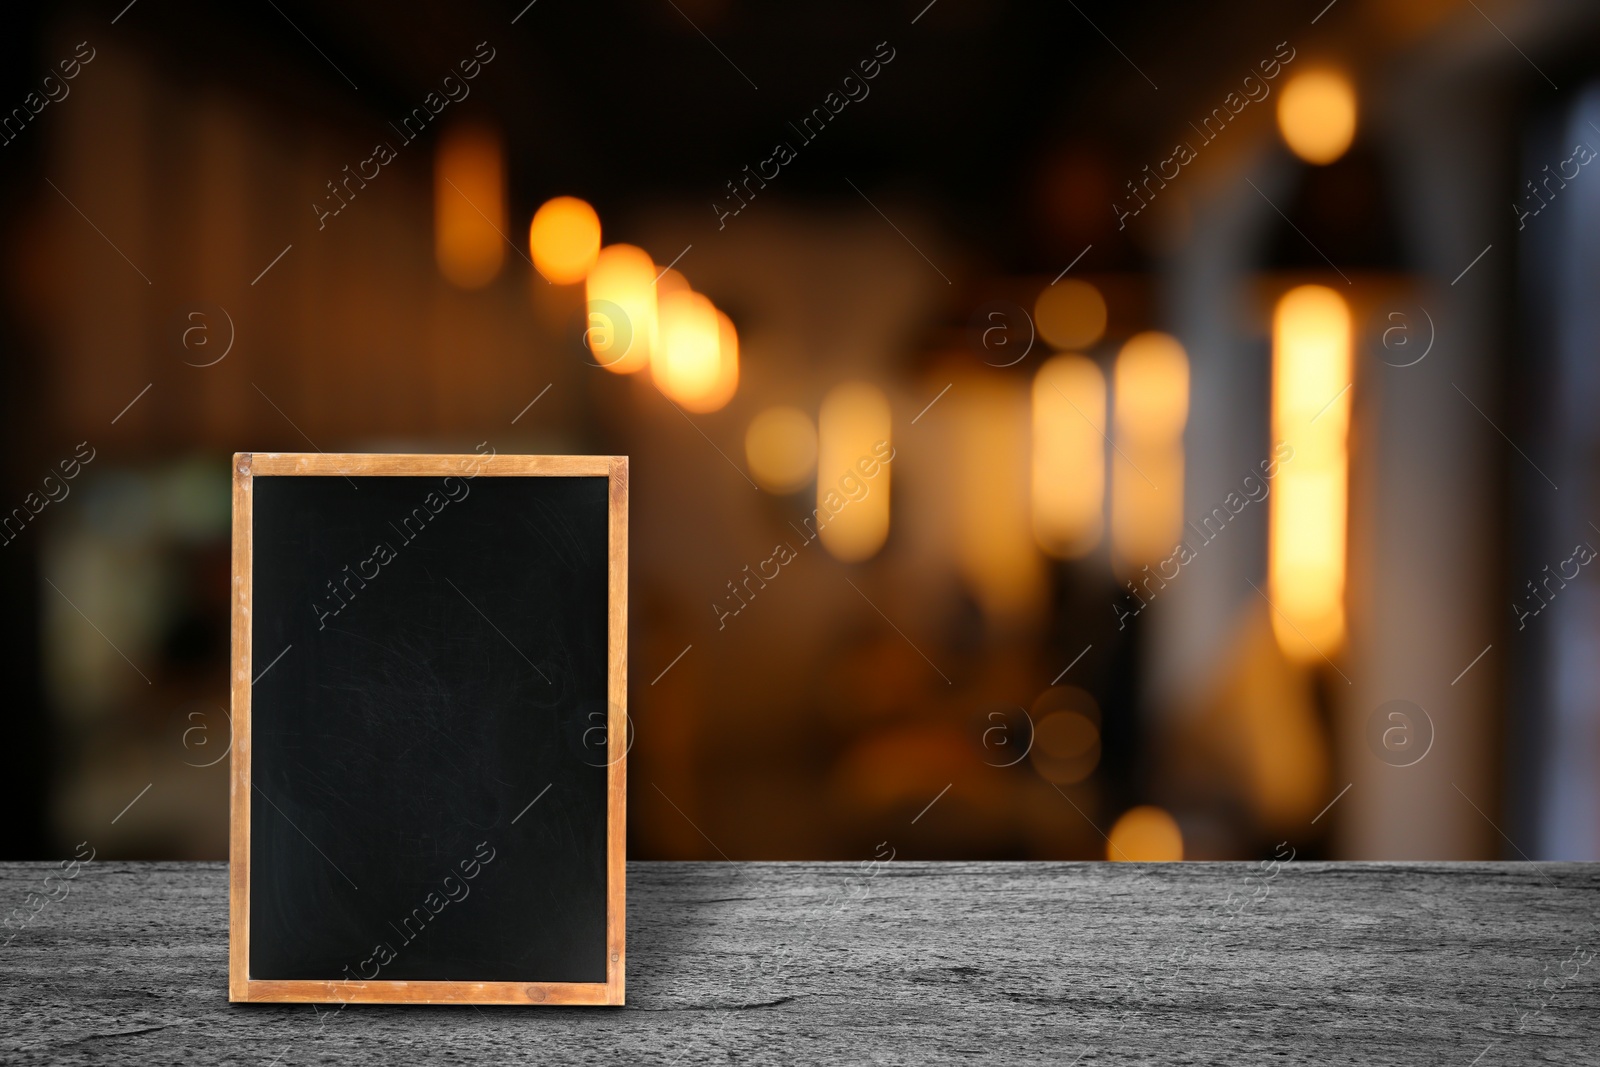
xmin=228 ymin=452 xmax=627 ymax=1006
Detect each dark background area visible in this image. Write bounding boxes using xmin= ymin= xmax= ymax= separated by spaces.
xmin=3 ymin=0 xmax=1598 ymax=864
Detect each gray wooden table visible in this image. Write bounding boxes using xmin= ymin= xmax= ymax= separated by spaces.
xmin=2 ymin=861 xmax=1596 ymax=1064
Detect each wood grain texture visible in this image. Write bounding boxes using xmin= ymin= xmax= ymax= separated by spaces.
xmin=606 ymin=456 xmax=629 ymax=1006
xmin=247 ymin=453 xmax=617 ymax=477
xmin=3 ymin=861 xmax=1596 ymax=1065
xmin=240 ymin=979 xmax=609 ymax=1006
xmin=229 ymin=454 xmax=628 ymax=1004
xmin=228 ymin=453 xmax=253 ymax=1002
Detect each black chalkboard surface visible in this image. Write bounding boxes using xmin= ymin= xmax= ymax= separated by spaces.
xmin=228 ymin=453 xmax=627 ymax=1006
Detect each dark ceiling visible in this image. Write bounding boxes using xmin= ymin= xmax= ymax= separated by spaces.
xmin=36 ymin=0 xmax=1330 ymax=273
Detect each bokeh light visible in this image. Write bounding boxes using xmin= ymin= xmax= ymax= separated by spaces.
xmin=1031 ymin=684 xmax=1101 ymax=723
xmin=695 ymin=308 xmax=740 ymax=414
xmin=817 ymin=382 xmax=892 ymax=562
xmin=584 ymin=244 xmax=656 ymax=374
xmin=1277 ymin=70 xmax=1358 ymax=165
xmin=1107 ymin=805 xmax=1183 ymax=861
xmin=1114 ymin=331 xmax=1188 ymax=438
xmin=953 ymin=374 xmax=1046 ymax=624
xmin=1035 ymin=279 xmax=1107 ymax=351
xmin=656 ymin=267 xmax=690 ymax=298
xmin=1028 ymin=685 xmax=1102 ymax=785
xmin=528 ymin=196 xmax=600 ymax=285
xmin=1110 ymin=332 xmax=1188 ymax=572
xmin=434 ymin=124 xmax=506 ymax=289
xmin=1269 ymin=284 xmax=1351 ymax=661
xmin=653 ymin=289 xmax=722 ymax=409
xmin=1032 ymin=354 xmax=1106 ymax=558
xmin=746 ymin=406 xmax=818 ymax=494
xmin=3 ymin=0 xmax=1581 ymax=874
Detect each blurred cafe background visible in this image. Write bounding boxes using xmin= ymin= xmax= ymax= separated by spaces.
xmin=3 ymin=0 xmax=1599 ymax=863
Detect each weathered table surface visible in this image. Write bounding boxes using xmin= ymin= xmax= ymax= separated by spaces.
xmin=2 ymin=861 xmax=1596 ymax=1064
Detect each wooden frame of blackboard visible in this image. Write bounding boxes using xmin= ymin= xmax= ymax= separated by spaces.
xmin=228 ymin=452 xmax=628 ymax=1006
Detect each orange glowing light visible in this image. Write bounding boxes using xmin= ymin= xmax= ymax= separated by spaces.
xmin=817 ymin=382 xmax=892 ymax=562
xmin=584 ymin=244 xmax=656 ymax=374
xmin=1032 ymin=354 xmax=1106 ymax=558
xmin=1035 ymin=280 xmax=1107 ymax=351
xmin=1110 ymin=332 xmax=1188 ymax=572
xmin=1107 ymin=805 xmax=1183 ymax=861
xmin=1277 ymin=70 xmax=1358 ymax=165
xmin=656 ymin=268 xmax=690 ymax=298
xmin=434 ymin=124 xmax=506 ymax=289
xmin=747 ymin=406 xmax=817 ymax=493
xmin=1269 ymin=284 xmax=1351 ymax=661
xmin=1029 ymin=709 xmax=1101 ymax=785
xmin=695 ymin=307 xmax=741 ymax=414
xmin=653 ymin=289 xmax=722 ymax=409
xmin=528 ymin=196 xmax=600 ymax=284
xmin=954 ymin=375 xmax=1046 ymax=623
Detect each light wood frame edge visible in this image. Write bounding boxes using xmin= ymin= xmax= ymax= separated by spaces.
xmin=228 ymin=453 xmax=253 ymax=1002
xmin=242 ymin=980 xmax=615 ymax=1005
xmin=249 ymin=452 xmax=612 ymax=476
xmin=229 ymin=452 xmax=628 ymax=1006
xmin=606 ymin=455 xmax=628 ymax=1006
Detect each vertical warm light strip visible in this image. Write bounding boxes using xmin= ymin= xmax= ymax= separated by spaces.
xmin=1269 ymin=284 xmax=1351 ymax=661
xmin=434 ymin=124 xmax=506 ymax=289
xmin=957 ymin=375 xmax=1046 ymax=623
xmin=1032 ymin=354 xmax=1106 ymax=558
xmin=1110 ymin=332 xmax=1189 ymax=573
xmin=816 ymin=382 xmax=892 ymax=562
